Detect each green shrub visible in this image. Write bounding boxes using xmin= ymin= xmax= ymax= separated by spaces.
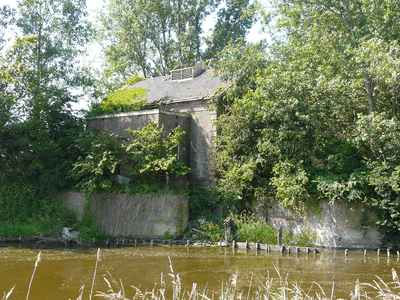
xmin=198 ymin=220 xmax=225 ymax=242
xmin=76 ymin=209 xmax=107 ymax=240
xmin=282 ymin=230 xmax=315 ymax=247
xmin=0 ymin=221 xmax=41 ymax=238
xmin=188 ymin=186 xmax=220 ymax=220
xmin=231 ymin=212 xmax=277 ymax=244
xmin=70 ymin=129 xmax=126 ymax=195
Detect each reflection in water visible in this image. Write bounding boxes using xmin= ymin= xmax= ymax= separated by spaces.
xmin=0 ymin=245 xmax=399 ymax=299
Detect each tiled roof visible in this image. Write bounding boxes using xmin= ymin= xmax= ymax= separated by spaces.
xmin=125 ymin=69 xmax=228 ymax=104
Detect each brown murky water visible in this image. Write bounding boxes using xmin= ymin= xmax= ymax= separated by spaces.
xmin=0 ymin=245 xmax=399 ymax=299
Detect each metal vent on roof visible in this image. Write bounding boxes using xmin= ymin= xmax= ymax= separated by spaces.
xmin=171 ymin=61 xmax=204 ymax=81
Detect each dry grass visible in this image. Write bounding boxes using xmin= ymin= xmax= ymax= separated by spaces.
xmin=94 ymin=262 xmax=400 ymax=300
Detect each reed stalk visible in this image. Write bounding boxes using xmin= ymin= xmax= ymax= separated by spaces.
xmin=2 ymin=285 xmax=15 ymax=300
xmin=90 ymin=248 xmax=101 ymax=300
xmin=26 ymin=252 xmax=41 ymax=300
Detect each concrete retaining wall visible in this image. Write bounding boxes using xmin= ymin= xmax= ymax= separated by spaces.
xmin=61 ymin=192 xmax=188 ymax=237
xmin=254 ymin=199 xmax=382 ymax=249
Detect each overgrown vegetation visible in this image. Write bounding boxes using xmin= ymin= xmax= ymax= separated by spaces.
xmin=70 ymin=122 xmax=191 ymax=196
xmin=4 ymin=0 xmax=400 ymax=244
xmin=192 ymin=208 xmax=313 ymax=246
xmin=231 ymin=213 xmax=277 ymax=244
xmin=211 ymin=1 xmax=400 ymax=242
xmin=87 ymin=88 xmax=149 ymax=117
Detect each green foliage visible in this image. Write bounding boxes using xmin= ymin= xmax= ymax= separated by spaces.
xmin=76 ymin=210 xmax=107 ymax=240
xmin=0 ymin=0 xmax=94 ymax=237
xmin=231 ymin=212 xmax=277 ymax=244
xmin=163 ymin=231 xmax=175 ymax=240
xmin=282 ymin=230 xmax=315 ymax=247
xmin=70 ymin=122 xmax=190 ymax=195
xmin=98 ymin=0 xmax=219 ymax=78
xmin=0 ymin=221 xmax=41 ymax=238
xmin=212 ymin=0 xmax=400 ymax=241
xmin=70 ymin=129 xmax=126 ymax=195
xmin=270 ymin=161 xmax=309 ymax=212
xmin=0 ymin=5 xmax=15 ymax=50
xmin=196 ymin=211 xmax=316 ymax=246
xmin=204 ymin=0 xmax=257 ymax=59
xmin=0 ymin=179 xmax=78 ymax=237
xmin=198 ymin=220 xmax=225 ymax=242
xmin=87 ymin=87 xmax=148 ymax=117
xmin=188 ymin=186 xmax=220 ymax=220
xmin=125 ymin=121 xmax=192 ymax=178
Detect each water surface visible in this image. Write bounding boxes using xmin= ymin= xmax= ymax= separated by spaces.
xmin=0 ymin=245 xmax=398 ymax=299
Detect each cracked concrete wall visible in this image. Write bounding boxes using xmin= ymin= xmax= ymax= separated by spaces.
xmin=61 ymin=192 xmax=188 ymax=237
xmin=255 ymin=199 xmax=382 ymax=249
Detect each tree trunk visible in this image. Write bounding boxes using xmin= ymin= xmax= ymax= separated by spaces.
xmin=392 ymin=76 xmax=398 ymax=119
xmin=364 ymin=70 xmax=377 ymax=114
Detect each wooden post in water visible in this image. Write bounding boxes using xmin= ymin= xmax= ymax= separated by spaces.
xmin=169 ymin=239 xmax=172 ymax=246
xmin=187 ymin=240 xmax=190 ymax=247
xmin=387 ymin=249 xmax=391 ymax=258
xmin=364 ymin=249 xmax=367 ymax=257
xmin=224 ymin=218 xmax=231 ymax=246
xmin=377 ymin=249 xmax=380 ymax=256
xmin=397 ymin=251 xmax=399 ymax=257
xmin=345 ymin=249 xmax=348 ymax=256
xmin=232 ymin=240 xmax=236 ymax=249
xmin=106 ymin=239 xmax=110 ymax=249
xmin=203 ymin=240 xmax=207 ymax=247
xmin=151 ymin=239 xmax=153 ymax=246
xmin=277 ymin=227 xmax=283 ymax=245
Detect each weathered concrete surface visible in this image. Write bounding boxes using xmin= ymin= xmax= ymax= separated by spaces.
xmin=87 ymin=103 xmax=218 ymax=187
xmin=61 ymin=192 xmax=189 ymax=237
xmin=87 ymin=109 xmax=190 ymax=169
xmin=255 ymin=199 xmax=382 ymax=249
xmin=61 ymin=192 xmax=86 ymax=221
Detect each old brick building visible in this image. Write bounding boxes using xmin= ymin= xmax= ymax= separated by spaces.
xmin=87 ymin=61 xmax=228 ymax=187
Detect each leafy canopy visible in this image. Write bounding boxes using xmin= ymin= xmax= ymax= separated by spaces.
xmin=212 ymin=0 xmax=400 ymax=240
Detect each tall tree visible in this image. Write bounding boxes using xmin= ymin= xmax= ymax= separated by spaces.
xmin=204 ymin=0 xmax=257 ymax=59
xmin=0 ymin=5 xmax=16 ymax=51
xmin=270 ymin=0 xmax=400 ymax=116
xmin=98 ymin=0 xmax=219 ymax=80
xmin=0 ymin=0 xmax=92 ymax=191
xmin=15 ymin=0 xmax=92 ymax=120
xmin=212 ymin=1 xmax=400 ymax=240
